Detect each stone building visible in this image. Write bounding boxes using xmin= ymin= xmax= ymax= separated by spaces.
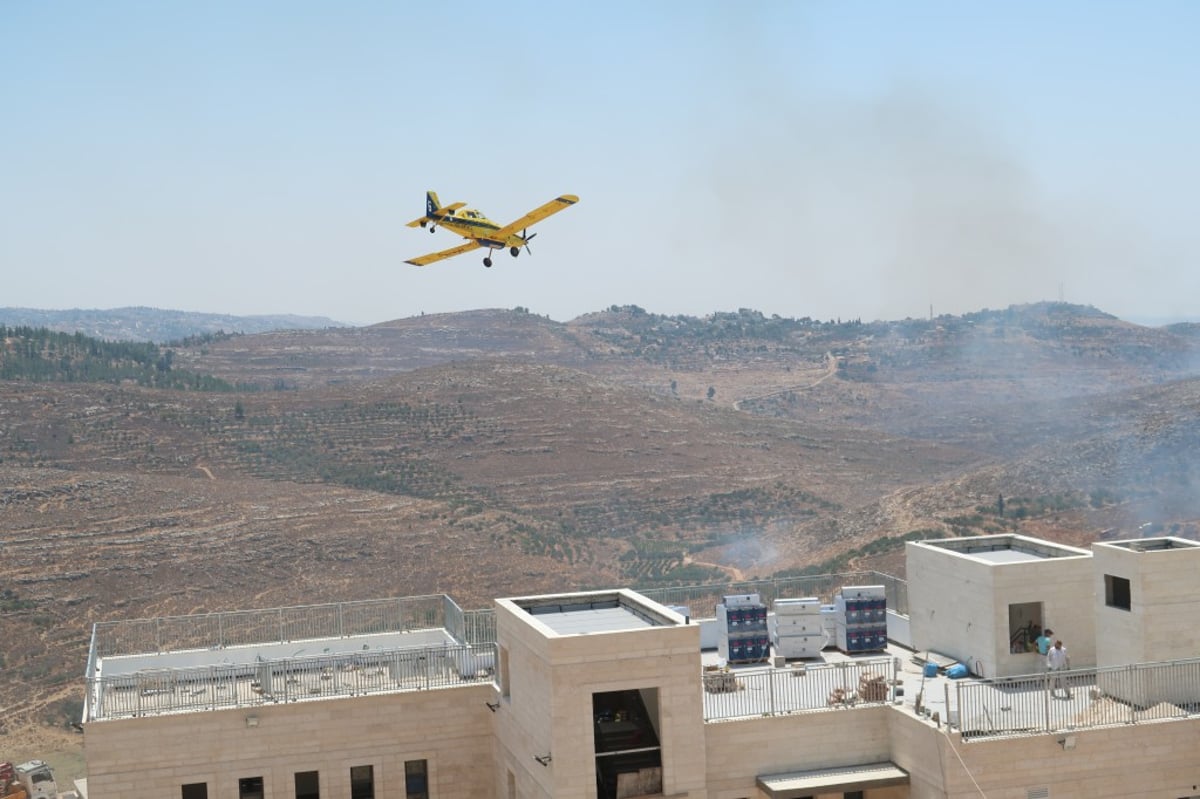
xmin=80 ymin=536 xmax=1200 ymax=799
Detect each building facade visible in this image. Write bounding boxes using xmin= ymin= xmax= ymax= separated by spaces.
xmin=81 ymin=538 xmax=1200 ymax=799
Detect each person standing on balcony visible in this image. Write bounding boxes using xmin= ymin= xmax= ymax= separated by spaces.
xmin=1047 ymin=639 xmax=1071 ymax=698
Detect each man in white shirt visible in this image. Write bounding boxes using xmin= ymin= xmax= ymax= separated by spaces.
xmin=1047 ymin=639 xmax=1071 ymax=698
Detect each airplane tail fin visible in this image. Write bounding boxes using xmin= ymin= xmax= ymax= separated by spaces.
xmin=407 ymin=191 xmax=442 ymax=228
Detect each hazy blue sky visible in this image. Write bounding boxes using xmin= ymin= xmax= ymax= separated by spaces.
xmin=3 ymin=2 xmax=1198 ymax=326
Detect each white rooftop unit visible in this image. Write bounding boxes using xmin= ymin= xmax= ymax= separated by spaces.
xmin=772 ymin=597 xmax=823 ymax=659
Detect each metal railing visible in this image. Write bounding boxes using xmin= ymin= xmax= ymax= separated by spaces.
xmin=638 ymin=571 xmax=908 ymax=620
xmin=955 ymin=657 xmax=1200 ymax=740
xmin=443 ymin=595 xmax=497 ymax=645
xmin=702 ymin=657 xmax=896 ymax=721
xmin=89 ymin=595 xmax=450 ymax=662
xmin=82 ymin=572 xmax=909 ymax=723
xmin=86 ymin=572 xmax=908 ymax=675
xmin=87 ymin=641 xmax=497 ymax=721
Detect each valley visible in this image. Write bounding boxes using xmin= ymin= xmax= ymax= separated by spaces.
xmin=2 ymin=302 xmax=1199 ymax=771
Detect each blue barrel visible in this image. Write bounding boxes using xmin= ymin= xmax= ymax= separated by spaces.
xmin=923 ymin=661 xmax=938 ymax=678
xmin=946 ymin=663 xmax=969 ymax=679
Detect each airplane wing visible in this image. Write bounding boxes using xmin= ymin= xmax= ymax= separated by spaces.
xmin=490 ymin=194 xmax=579 ymax=241
xmin=405 ymin=240 xmax=482 ymax=267
xmin=405 ymin=202 xmax=468 ymax=227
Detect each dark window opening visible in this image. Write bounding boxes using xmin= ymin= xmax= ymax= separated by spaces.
xmin=845 ymin=792 xmax=864 ymax=799
xmin=295 ymin=771 xmax=319 ymax=799
xmin=238 ymin=777 xmax=263 ymax=799
xmin=593 ymin=689 xmax=662 ymax=799
xmin=182 ymin=784 xmax=208 ymax=799
xmin=1008 ymin=601 xmax=1043 ymax=654
xmin=1105 ymin=574 xmax=1132 ymax=610
xmin=593 ymin=689 xmax=661 ymax=753
xmin=404 ymin=760 xmax=428 ymax=799
xmin=350 ymin=766 xmax=374 ymax=799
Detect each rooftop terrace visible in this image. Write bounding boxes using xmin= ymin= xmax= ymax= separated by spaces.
xmin=83 ymin=575 xmax=902 ymax=723
xmin=84 ymin=594 xmax=496 ymax=722
xmin=85 ymin=608 xmax=1200 ymax=748
xmin=84 ymin=566 xmax=1200 ymax=740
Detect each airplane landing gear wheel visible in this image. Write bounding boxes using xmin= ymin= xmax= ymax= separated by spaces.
xmin=429 ymin=226 xmax=436 ymax=234
xmin=483 ymin=257 xmax=493 ymax=268
xmin=510 ymin=247 xmax=520 ymax=257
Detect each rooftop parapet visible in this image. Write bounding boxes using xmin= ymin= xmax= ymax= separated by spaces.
xmin=914 ymin=533 xmax=1092 ymax=564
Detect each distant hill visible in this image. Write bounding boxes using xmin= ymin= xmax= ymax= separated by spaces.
xmin=0 ymin=325 xmax=240 ymax=389
xmin=4 ymin=299 xmax=1200 ymax=758
xmin=0 ymin=306 xmax=347 ymax=343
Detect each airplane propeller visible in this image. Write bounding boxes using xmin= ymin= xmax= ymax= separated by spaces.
xmin=511 ymin=229 xmax=537 ymax=258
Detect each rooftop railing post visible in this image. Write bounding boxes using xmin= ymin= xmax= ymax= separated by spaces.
xmin=954 ymin=682 xmax=961 ymax=732
xmin=1128 ymin=665 xmax=1136 ymax=725
xmin=1043 ymin=671 xmax=1051 ymax=734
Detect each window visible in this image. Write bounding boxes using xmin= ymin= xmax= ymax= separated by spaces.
xmin=1105 ymin=574 xmax=1132 ymax=610
xmin=404 ymin=760 xmax=428 ymax=799
xmin=350 ymin=766 xmax=373 ymax=799
xmin=295 ymin=771 xmax=319 ymax=799
xmin=181 ymin=784 xmax=208 ymax=799
xmin=845 ymin=792 xmax=865 ymax=799
xmin=238 ymin=777 xmax=263 ymax=799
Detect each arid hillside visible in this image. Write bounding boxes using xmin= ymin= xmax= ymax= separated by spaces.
xmin=2 ymin=301 xmax=1199 ymax=770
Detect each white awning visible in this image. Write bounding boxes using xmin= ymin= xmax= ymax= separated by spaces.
xmin=757 ymin=762 xmax=909 ymax=798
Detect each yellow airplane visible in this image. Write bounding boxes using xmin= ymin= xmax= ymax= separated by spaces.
xmin=405 ymin=191 xmax=578 ymax=268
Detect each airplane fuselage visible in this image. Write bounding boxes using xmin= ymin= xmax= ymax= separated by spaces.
xmin=435 ymin=210 xmax=526 ymax=249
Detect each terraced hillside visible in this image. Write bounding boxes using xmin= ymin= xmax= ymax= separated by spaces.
xmin=2 ymin=301 xmax=1200 ymax=773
